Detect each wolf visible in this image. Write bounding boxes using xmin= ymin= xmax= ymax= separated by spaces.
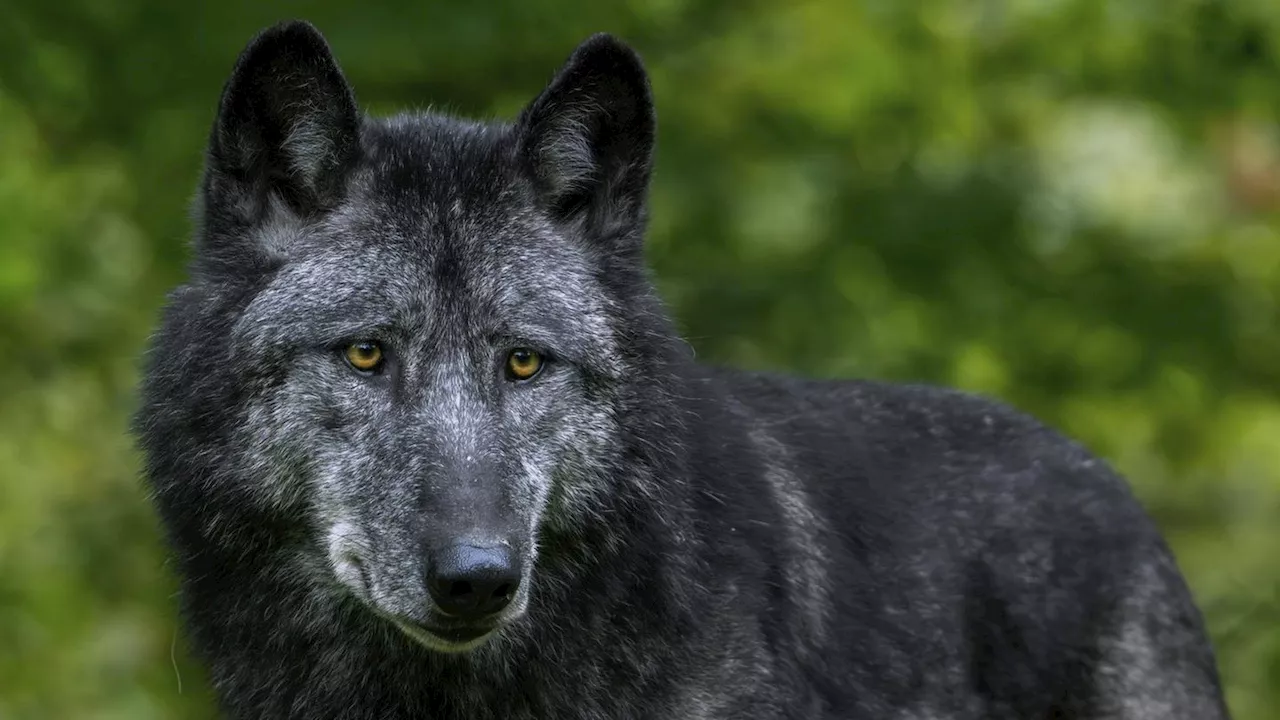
xmin=134 ymin=19 xmax=1231 ymax=720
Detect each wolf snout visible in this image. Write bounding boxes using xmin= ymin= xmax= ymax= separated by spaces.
xmin=426 ymin=544 xmax=522 ymax=621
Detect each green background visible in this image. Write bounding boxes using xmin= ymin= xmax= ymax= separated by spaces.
xmin=2 ymin=1 xmax=1278 ymax=717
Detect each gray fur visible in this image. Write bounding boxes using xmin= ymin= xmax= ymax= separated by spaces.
xmin=134 ymin=20 xmax=1232 ymax=719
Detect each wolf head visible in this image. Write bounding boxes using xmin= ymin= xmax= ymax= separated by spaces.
xmin=147 ymin=21 xmax=671 ymax=653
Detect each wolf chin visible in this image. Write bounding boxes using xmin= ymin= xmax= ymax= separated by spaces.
xmin=134 ymin=20 xmax=1232 ymax=719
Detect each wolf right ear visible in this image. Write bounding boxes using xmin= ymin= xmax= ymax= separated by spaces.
xmin=515 ymin=34 xmax=656 ymax=239
xmin=202 ymin=20 xmax=360 ymax=231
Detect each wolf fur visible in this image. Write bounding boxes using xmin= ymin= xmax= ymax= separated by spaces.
xmin=134 ymin=20 xmax=1231 ymax=719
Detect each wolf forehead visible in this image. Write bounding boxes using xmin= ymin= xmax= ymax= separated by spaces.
xmin=231 ymin=113 xmax=621 ymax=366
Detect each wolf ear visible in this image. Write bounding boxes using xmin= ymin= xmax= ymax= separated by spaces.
xmin=515 ymin=34 xmax=656 ymax=238
xmin=202 ymin=20 xmax=360 ymax=227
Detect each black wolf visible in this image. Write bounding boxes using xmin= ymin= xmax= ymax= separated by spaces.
xmin=134 ymin=19 xmax=1231 ymax=719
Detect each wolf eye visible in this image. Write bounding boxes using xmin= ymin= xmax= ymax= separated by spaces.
xmin=505 ymin=348 xmax=544 ymax=382
xmin=344 ymin=341 xmax=384 ymax=373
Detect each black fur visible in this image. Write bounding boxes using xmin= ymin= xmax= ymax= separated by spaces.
xmin=135 ymin=20 xmax=1231 ymax=719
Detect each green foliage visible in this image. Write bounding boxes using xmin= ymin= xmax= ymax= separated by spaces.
xmin=2 ymin=1 xmax=1278 ymax=716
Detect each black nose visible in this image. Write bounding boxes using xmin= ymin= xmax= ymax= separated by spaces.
xmin=426 ymin=544 xmax=521 ymax=620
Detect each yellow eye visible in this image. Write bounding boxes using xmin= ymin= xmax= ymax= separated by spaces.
xmin=344 ymin=341 xmax=384 ymax=373
xmin=505 ymin=348 xmax=544 ymax=381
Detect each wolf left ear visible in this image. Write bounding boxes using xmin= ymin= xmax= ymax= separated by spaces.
xmin=203 ymin=20 xmax=360 ymax=226
xmin=515 ymin=34 xmax=656 ymax=238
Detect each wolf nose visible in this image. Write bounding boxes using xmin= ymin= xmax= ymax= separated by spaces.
xmin=426 ymin=544 xmax=521 ymax=620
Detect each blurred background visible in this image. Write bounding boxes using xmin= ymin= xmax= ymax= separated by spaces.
xmin=2 ymin=0 xmax=1278 ymax=717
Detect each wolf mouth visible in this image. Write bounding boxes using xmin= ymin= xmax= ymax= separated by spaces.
xmin=338 ymin=550 xmax=513 ymax=652
xmin=385 ymin=615 xmax=499 ymax=652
